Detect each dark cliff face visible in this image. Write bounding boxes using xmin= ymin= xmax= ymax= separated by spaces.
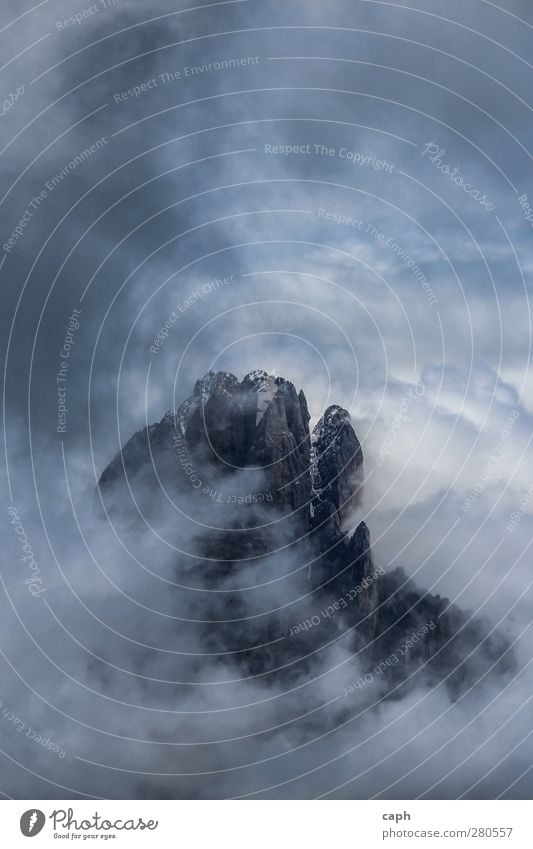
xmin=99 ymin=370 xmax=512 ymax=694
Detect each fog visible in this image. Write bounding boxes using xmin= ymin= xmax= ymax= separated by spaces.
xmin=1 ymin=0 xmax=532 ymax=798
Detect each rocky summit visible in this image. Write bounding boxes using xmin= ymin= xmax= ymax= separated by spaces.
xmin=99 ymin=370 xmax=512 ymax=695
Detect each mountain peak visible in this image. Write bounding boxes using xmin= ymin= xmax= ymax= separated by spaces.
xmin=98 ymin=369 xmax=512 ymax=700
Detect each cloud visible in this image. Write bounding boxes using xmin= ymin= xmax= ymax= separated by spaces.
xmin=1 ymin=0 xmax=531 ymax=800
